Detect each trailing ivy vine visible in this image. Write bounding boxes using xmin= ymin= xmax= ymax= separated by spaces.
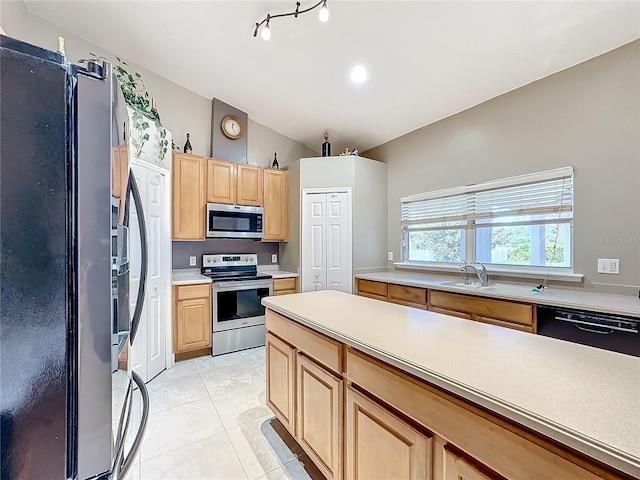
xmin=79 ymin=53 xmax=169 ymax=164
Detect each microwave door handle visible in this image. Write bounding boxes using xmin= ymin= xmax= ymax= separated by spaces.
xmin=127 ymin=172 xmax=148 ymax=345
xmin=118 ymin=371 xmax=149 ymax=479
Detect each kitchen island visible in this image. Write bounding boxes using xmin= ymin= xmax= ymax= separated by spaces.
xmin=262 ymin=290 xmax=639 ymax=480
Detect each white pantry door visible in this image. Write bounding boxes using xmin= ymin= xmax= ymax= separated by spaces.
xmin=301 ymin=191 xmax=351 ymax=293
xmin=128 ymin=163 xmax=167 ymax=383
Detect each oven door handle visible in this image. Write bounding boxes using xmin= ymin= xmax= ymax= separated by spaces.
xmin=213 ymin=282 xmax=273 ymax=292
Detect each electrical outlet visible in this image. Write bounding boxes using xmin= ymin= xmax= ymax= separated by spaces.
xmin=272 ymin=254 xmax=278 ymax=264
xmin=597 ymin=258 xmax=619 ymax=274
xmin=388 ymin=251 xmax=393 ymax=261
xmin=189 ymin=256 xmax=196 ymax=267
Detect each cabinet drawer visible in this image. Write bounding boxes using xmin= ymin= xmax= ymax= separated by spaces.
xmin=358 ymin=292 xmax=388 ymax=302
xmin=274 ymin=277 xmax=297 ymax=292
xmin=429 ymin=306 xmax=473 ymax=320
xmin=266 ymin=310 xmax=342 ymax=374
xmin=475 ymin=316 xmax=534 ymax=333
xmin=430 ymin=290 xmax=533 ymax=326
xmin=357 ymin=279 xmax=388 ymax=298
xmin=388 ymin=284 xmax=427 ymax=309
xmin=175 ymin=283 xmax=211 ymax=300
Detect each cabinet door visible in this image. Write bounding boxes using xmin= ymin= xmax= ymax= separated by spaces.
xmin=266 ymin=333 xmax=296 ymax=433
xmin=443 ymin=445 xmax=500 ymax=480
xmin=172 ymin=153 xmax=206 ymax=240
xmin=174 ymin=296 xmax=211 ymax=353
xmin=296 ymin=353 xmax=343 ymax=480
xmin=236 ymin=164 xmax=263 ymax=206
xmin=263 ymin=169 xmax=289 ymax=241
xmin=346 ymin=387 xmax=432 ymax=480
xmin=206 ymin=158 xmax=236 ymax=204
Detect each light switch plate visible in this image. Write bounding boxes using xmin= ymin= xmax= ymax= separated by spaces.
xmin=189 ymin=256 xmax=197 ymax=267
xmin=272 ymin=254 xmax=278 ymax=263
xmin=597 ymin=258 xmax=619 ymax=274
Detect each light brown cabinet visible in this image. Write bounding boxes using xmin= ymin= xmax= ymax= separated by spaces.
xmin=266 ymin=309 xmax=621 ymax=480
xmin=266 ymin=332 xmax=296 ymax=433
xmin=236 ymin=164 xmax=263 ymax=206
xmin=388 ymin=284 xmax=428 ymax=309
xmin=173 ymin=284 xmax=211 ymax=357
xmin=355 ymin=279 xmax=388 ymax=302
xmin=345 ymin=386 xmax=432 ymax=480
xmin=206 ymin=158 xmax=236 ymax=204
xmin=172 ymin=153 xmax=206 ymax=240
xmin=273 ymin=277 xmax=298 ymax=296
xmin=429 ymin=290 xmax=535 ymax=333
xmin=296 ymin=353 xmax=343 ymax=480
xmin=356 ymin=279 xmax=535 ymax=332
xmin=266 ymin=310 xmax=343 ymax=480
xmin=442 ymin=445 xmax=496 ymax=480
xmin=263 ymin=169 xmax=289 ymax=241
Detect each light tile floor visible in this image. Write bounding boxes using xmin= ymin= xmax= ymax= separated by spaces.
xmin=125 ymin=347 xmax=324 ymax=480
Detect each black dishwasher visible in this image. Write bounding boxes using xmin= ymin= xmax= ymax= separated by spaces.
xmin=537 ymin=306 xmax=640 ymax=357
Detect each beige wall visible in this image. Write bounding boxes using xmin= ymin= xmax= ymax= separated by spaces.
xmin=0 ymin=1 xmax=314 ymax=164
xmin=365 ymin=41 xmax=640 ymax=289
xmin=1 ymin=1 xmax=314 ymax=265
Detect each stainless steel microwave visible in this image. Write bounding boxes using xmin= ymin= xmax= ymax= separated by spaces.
xmin=206 ymin=203 xmax=264 ymax=239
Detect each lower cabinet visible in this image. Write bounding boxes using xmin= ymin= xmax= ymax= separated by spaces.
xmin=265 ymin=309 xmax=611 ymax=480
xmin=345 ymin=386 xmax=432 ymax=480
xmin=173 ymin=284 xmax=211 ymax=357
xmin=273 ymin=277 xmax=298 ymax=296
xmin=442 ymin=444 xmax=498 ymax=480
xmin=297 ymin=353 xmax=343 ymax=480
xmin=266 ymin=332 xmax=296 ymax=433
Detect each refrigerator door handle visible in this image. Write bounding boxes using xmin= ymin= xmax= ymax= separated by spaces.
xmin=116 ymin=371 xmax=149 ymax=479
xmin=125 ymin=171 xmax=147 ymax=345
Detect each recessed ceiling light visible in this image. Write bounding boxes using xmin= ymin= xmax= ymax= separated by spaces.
xmin=350 ymin=65 xmax=367 ymax=84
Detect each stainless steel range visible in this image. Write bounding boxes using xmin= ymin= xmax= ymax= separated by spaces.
xmin=202 ymin=254 xmax=273 ymax=356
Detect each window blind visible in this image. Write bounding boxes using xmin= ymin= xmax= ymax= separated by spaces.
xmin=401 ymin=167 xmax=573 ymax=226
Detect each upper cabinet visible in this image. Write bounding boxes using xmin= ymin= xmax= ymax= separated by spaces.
xmin=172 ymin=155 xmax=289 ymax=242
xmin=173 ymin=153 xmax=206 ymax=241
xmin=263 ymin=169 xmax=289 ymax=242
xmin=207 ymin=158 xmax=236 ymax=204
xmin=237 ymin=164 xmax=263 ymax=206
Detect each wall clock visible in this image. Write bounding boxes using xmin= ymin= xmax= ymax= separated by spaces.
xmin=221 ymin=115 xmax=244 ymax=140
xmin=211 ymin=98 xmax=248 ymax=163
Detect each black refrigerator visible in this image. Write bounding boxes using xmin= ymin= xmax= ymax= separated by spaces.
xmin=0 ymin=35 xmax=148 ymax=480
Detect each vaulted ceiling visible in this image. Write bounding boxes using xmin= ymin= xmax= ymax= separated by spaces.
xmin=23 ymin=1 xmax=640 ymax=153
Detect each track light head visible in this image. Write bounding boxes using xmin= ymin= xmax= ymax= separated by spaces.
xmin=253 ymin=1 xmax=329 ymax=39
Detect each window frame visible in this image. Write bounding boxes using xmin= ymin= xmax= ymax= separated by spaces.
xmin=400 ymin=167 xmax=575 ymax=274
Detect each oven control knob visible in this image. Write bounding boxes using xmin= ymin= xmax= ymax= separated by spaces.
xmin=212 ymin=258 xmax=217 ymax=263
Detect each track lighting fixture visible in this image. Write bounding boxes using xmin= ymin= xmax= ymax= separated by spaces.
xmin=253 ymin=1 xmax=329 ymax=40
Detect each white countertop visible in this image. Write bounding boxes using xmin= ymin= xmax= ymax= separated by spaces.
xmin=262 ymin=291 xmax=640 ymax=477
xmin=171 ymin=269 xmax=212 ymax=285
xmin=257 ymin=266 xmax=299 ymax=279
xmin=172 ymin=267 xmax=299 ymax=285
xmin=356 ymin=271 xmax=640 ymax=318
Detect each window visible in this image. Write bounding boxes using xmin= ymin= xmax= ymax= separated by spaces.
xmin=401 ymin=167 xmax=573 ymax=271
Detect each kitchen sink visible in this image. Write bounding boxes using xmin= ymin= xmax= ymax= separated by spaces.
xmin=440 ymin=281 xmax=534 ymax=297
xmin=441 ymin=281 xmax=496 ymax=290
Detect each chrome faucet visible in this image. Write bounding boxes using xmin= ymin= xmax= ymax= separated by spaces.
xmin=459 ymin=261 xmax=489 ymax=287
xmin=459 ymin=260 xmax=469 ymax=285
